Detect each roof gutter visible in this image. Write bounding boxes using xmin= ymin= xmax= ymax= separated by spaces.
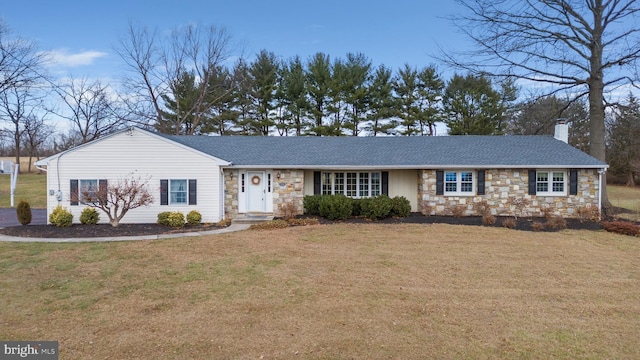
xmin=222 ymin=164 xmax=609 ymax=170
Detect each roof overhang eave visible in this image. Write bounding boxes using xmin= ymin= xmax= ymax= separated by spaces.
xmin=222 ymin=164 xmax=609 ymax=170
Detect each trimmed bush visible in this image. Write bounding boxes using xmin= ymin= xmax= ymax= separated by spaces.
xmin=186 ymin=210 xmax=202 ymax=225
xmin=319 ymin=194 xmax=352 ymax=220
xmin=16 ymin=200 xmax=32 ymax=226
xmin=351 ymin=198 xmax=363 ymax=217
xmin=80 ymin=207 xmax=100 ymax=225
xmin=390 ymin=196 xmax=411 ymax=218
xmin=303 ymin=195 xmax=323 ymax=216
xmin=361 ymin=195 xmax=393 ymax=220
xmin=166 ymin=212 xmax=185 ymax=228
xmin=157 ymin=212 xmax=171 ymax=226
xmin=49 ymin=206 xmax=73 ymax=227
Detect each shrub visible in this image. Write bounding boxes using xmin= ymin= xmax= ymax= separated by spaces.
xmin=506 ymin=197 xmax=531 ymax=220
xmin=473 ymin=200 xmax=491 ymax=217
xmin=186 ymin=210 xmax=202 ymax=225
xmin=303 ymin=195 xmax=323 ymax=216
xmin=158 ymin=211 xmax=185 ymax=228
xmin=166 ymin=212 xmax=185 ymax=228
xmin=545 ymin=215 xmax=567 ymax=229
xmin=531 ymin=221 xmax=544 ymax=232
xmin=390 ymin=196 xmax=411 ymax=218
xmin=351 ymin=198 xmax=363 ymax=217
xmin=319 ymin=194 xmax=352 ymax=220
xmin=602 ymin=221 xmax=640 ymax=236
xmin=79 ymin=207 xmax=100 ymax=225
xmin=450 ymin=205 xmax=466 ymax=218
xmin=361 ymin=195 xmax=393 ymax=220
xmin=157 ymin=212 xmax=171 ymax=226
xmin=540 ymin=206 xmax=554 ymax=219
xmin=501 ymin=218 xmax=517 ymax=229
xmin=280 ymin=200 xmax=298 ymax=220
xmin=16 ymin=200 xmax=32 ymax=226
xmin=576 ymin=205 xmax=601 ymax=223
xmin=482 ymin=214 xmax=497 ymax=225
xmin=49 ymin=206 xmax=73 ymax=227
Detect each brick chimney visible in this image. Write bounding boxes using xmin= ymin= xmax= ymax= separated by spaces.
xmin=554 ymin=118 xmax=569 ymax=143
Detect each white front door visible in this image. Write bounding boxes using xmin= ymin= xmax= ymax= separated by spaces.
xmin=247 ymin=171 xmax=265 ymax=212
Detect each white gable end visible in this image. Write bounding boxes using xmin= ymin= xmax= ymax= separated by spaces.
xmin=43 ymin=128 xmax=227 ymax=224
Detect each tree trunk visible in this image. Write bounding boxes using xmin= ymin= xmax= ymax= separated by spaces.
xmin=589 ymin=10 xmax=610 ymax=209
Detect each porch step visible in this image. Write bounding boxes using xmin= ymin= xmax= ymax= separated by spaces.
xmin=232 ymin=214 xmax=275 ymax=225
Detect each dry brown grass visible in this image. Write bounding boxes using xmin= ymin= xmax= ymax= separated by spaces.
xmin=1 ymin=224 xmax=639 ymax=359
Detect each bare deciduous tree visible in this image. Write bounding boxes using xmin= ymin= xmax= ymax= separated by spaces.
xmin=444 ymin=0 xmax=640 ymax=206
xmin=116 ymin=22 xmax=236 ymax=134
xmin=77 ymin=175 xmax=153 ymax=227
xmin=0 ymin=85 xmax=47 ymax=170
xmin=0 ymin=20 xmax=46 ymax=95
xmin=53 ymin=76 xmax=123 ymax=143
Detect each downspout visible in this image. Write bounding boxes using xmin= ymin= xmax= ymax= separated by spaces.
xmin=220 ymin=167 xmax=226 ymax=220
xmin=598 ymin=168 xmax=606 ymax=219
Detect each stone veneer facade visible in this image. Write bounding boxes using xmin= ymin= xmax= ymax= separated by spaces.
xmin=223 ymin=169 xmax=305 ymax=218
xmin=418 ymin=169 xmax=600 ymax=218
xmin=271 ymin=169 xmax=305 ymax=217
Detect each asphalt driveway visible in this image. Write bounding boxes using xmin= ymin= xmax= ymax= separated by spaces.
xmin=0 ymin=208 xmax=46 ymax=227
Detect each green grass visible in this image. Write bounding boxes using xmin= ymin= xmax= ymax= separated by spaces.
xmin=0 ymin=173 xmax=47 ymax=208
xmin=608 ymin=185 xmax=640 ymax=220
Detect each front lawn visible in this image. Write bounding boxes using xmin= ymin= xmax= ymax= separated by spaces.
xmin=1 ymin=224 xmax=638 ymax=359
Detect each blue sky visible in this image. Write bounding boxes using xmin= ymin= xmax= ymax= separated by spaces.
xmin=1 ymin=1 xmax=466 ymax=79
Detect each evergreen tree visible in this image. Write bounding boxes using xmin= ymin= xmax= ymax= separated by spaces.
xmin=367 ymin=65 xmax=398 ymax=136
xmin=415 ymin=66 xmax=444 ymax=136
xmin=278 ymin=56 xmax=310 ymax=135
xmin=342 ymin=53 xmax=372 ymax=136
xmin=231 ymin=59 xmax=256 ymax=135
xmin=443 ymin=73 xmax=513 ymax=135
xmin=157 ymin=69 xmax=201 ymax=134
xmin=394 ymin=64 xmax=421 ymax=135
xmin=305 ymin=53 xmax=332 ymax=136
xmin=249 ymin=50 xmax=279 ymax=135
xmin=327 ymin=58 xmax=348 ymax=135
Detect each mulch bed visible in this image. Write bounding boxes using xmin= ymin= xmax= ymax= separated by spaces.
xmin=2 ymin=210 xmax=629 ymax=238
xmin=0 ymin=223 xmax=227 ymax=238
xmin=310 ymin=212 xmax=605 ymax=232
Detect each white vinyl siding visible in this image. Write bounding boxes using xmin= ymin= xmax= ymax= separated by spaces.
xmin=43 ymin=129 xmax=226 ymax=224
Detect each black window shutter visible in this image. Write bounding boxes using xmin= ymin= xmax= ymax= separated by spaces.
xmin=313 ymin=171 xmax=321 ymax=195
xmin=99 ymin=179 xmax=107 ymax=192
xmin=188 ymin=179 xmax=197 ymax=205
xmin=382 ymin=171 xmax=389 ymax=196
xmin=528 ymin=170 xmax=537 ymax=195
xmin=477 ymin=170 xmax=485 ymax=195
xmin=70 ymin=179 xmax=79 ymax=205
xmin=160 ymin=180 xmax=168 ymax=205
xmin=436 ymin=170 xmax=444 ymax=195
xmin=569 ymin=170 xmax=578 ymax=195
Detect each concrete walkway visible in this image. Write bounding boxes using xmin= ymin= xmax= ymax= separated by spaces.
xmin=0 ymin=208 xmax=251 ymax=242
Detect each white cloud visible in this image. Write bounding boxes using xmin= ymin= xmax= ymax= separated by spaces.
xmin=42 ymin=49 xmax=108 ymax=67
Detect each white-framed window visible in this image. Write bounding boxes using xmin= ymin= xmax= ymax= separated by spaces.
xmin=321 ymin=171 xmax=382 ymax=198
xmin=170 ymin=179 xmax=188 ymax=204
xmin=536 ymin=170 xmax=566 ymax=196
xmin=444 ymin=171 xmax=475 ymax=196
xmin=79 ymin=179 xmax=99 ymax=202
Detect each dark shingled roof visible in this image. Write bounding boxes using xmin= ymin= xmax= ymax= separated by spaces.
xmin=158 ymin=133 xmax=607 ymax=169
